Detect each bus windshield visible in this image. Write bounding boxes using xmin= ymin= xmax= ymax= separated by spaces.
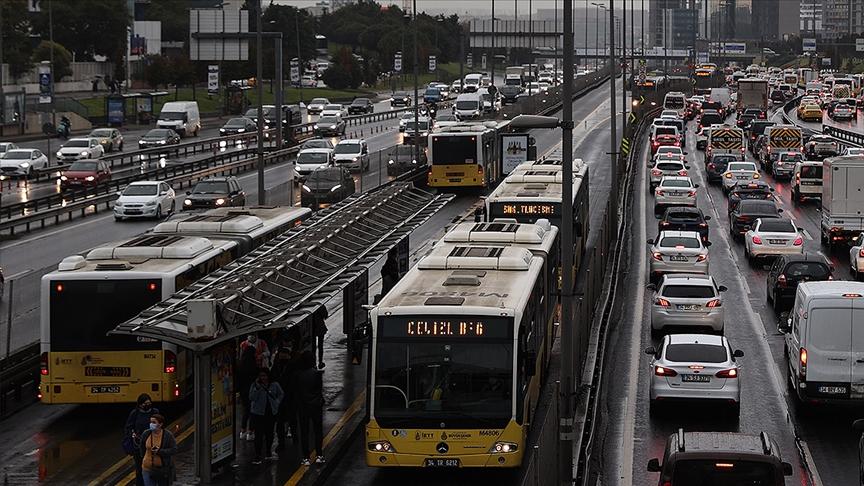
xmin=374 ymin=316 xmax=513 ymax=427
xmin=49 ymin=279 xmax=162 ymax=351
xmin=431 ymin=135 xmax=477 ymax=165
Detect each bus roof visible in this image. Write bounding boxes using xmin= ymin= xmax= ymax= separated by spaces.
xmin=442 ymin=220 xmax=558 ymax=257
xmin=153 ymin=206 xmax=310 ymax=236
xmin=487 ymin=160 xmax=587 ymax=204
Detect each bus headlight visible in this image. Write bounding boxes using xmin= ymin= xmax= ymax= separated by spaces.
xmin=368 ymin=441 xmax=396 ymax=452
xmin=489 ymin=442 xmax=518 ymax=453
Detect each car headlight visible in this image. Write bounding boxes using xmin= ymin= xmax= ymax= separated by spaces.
xmin=330 ymin=184 xmax=341 ymax=192
xmin=57 ymin=151 xmax=63 ymax=158
xmin=753 ymin=173 xmax=760 ymax=179
xmin=219 ymin=129 xmax=225 ymax=133
xmin=388 ymin=159 xmax=394 ymax=165
xmin=145 ymin=200 xmax=158 ymax=206
xmin=114 ymin=201 xmax=123 ymax=207
xmin=302 ymin=184 xmax=311 ymax=193
xmin=352 ymin=157 xmax=359 ymax=162
xmin=60 ymin=175 xmax=68 ymax=181
xmin=85 ymin=176 xmax=95 ymax=181
xmin=157 ymin=140 xmax=166 ymax=145
xmin=368 ymin=441 xmax=396 ymax=453
xmin=215 ymin=198 xmax=226 ymax=206
xmin=184 ymin=199 xmax=192 ymax=206
xmin=81 ymin=151 xmax=89 ymax=156
xmin=19 ymin=162 xmax=29 ymax=168
xmin=101 ymin=139 xmax=108 ymax=144
xmin=489 ymin=442 xmax=518 ymax=453
xmin=237 ymin=128 xmax=245 ymax=133
xmin=314 ymin=125 xmax=319 ymax=129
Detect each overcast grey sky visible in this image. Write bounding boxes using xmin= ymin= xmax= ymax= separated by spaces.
xmin=274 ymin=0 xmax=644 ymax=16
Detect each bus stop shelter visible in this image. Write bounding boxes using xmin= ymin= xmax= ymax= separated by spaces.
xmin=104 ymin=91 xmax=169 ymax=126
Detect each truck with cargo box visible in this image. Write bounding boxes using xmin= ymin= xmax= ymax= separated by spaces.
xmin=821 ymin=156 xmax=864 ymax=247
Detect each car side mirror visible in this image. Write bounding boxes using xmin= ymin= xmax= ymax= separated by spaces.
xmin=704 ymin=215 xmax=712 ymax=221
xmin=644 ymin=346 xmax=657 ymax=356
xmin=704 ymin=241 xmax=712 ymax=247
xmin=186 ymin=191 xmax=191 ymax=195
xmin=777 ymin=208 xmax=784 ymax=213
xmin=718 ymin=285 xmax=728 ymax=292
xmin=646 ymin=238 xmax=654 ymax=245
xmin=683 ymin=151 xmax=689 ymax=155
xmin=647 ymin=458 xmax=662 ymax=473
xmin=646 ymin=283 xmax=657 ymax=292
xmin=733 ymin=349 xmax=744 ymax=358
xmin=694 ymin=183 xmax=700 ymax=188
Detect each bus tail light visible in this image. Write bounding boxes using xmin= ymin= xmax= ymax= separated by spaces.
xmin=490 ymin=442 xmax=518 ymax=453
xmin=40 ymin=352 xmax=49 ymax=376
xmin=368 ymin=441 xmax=396 ymax=452
xmin=164 ymin=350 xmax=177 ymax=374
xmin=174 ymin=384 xmax=181 ymax=398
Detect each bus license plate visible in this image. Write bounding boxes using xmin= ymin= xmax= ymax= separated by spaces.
xmin=90 ymin=385 xmax=120 ymax=394
xmin=424 ymin=458 xmax=460 ymax=467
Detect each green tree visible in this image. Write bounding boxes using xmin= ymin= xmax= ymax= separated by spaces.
xmin=322 ymin=63 xmax=352 ymax=90
xmin=32 ymin=41 xmax=73 ymax=81
xmin=2 ymin=0 xmax=35 ymax=79
xmin=323 ymin=47 xmax=363 ymax=89
xmin=30 ymin=0 xmax=129 ymax=63
xmin=139 ymin=0 xmax=188 ymax=42
xmin=138 ymin=54 xmax=171 ymax=89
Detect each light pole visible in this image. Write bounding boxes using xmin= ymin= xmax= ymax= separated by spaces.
xmin=609 ymin=0 xmax=617 ymax=231
xmin=255 ymin=0 xmax=265 ymax=205
xmin=412 ymin=0 xmax=420 ymax=168
xmin=435 ymin=16 xmax=444 ymax=80
xmin=491 ymin=0 xmax=495 ymax=85
xmin=592 ymin=3 xmax=604 ymax=71
xmin=295 ymin=9 xmax=304 ymax=105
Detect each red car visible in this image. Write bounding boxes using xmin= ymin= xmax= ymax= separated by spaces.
xmin=651 ymin=134 xmax=681 ymax=155
xmin=59 ymin=160 xmax=111 ymax=190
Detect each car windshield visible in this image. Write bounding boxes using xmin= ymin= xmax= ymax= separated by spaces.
xmin=390 ymin=145 xmax=416 ymax=157
xmin=144 ymin=130 xmax=170 ymax=139
xmin=91 ymin=129 xmax=113 ymax=137
xmin=701 ymin=114 xmax=722 ymax=125
xmin=193 ymin=181 xmax=229 ymax=194
xmin=351 ymin=99 xmax=369 ymax=105
xmin=659 ymin=237 xmax=700 ymax=248
xmin=123 ymin=184 xmax=158 ymax=196
xmin=406 ymin=121 xmax=429 ymax=130
xmin=667 ymin=212 xmax=700 ymax=223
xmin=657 ymin=148 xmax=681 ymax=155
xmin=671 ymin=460 xmax=777 ymax=484
xmin=728 ymin=163 xmax=755 ymax=171
xmin=310 ymin=98 xmax=328 ymax=105
xmin=779 ymin=153 xmax=802 ymax=162
xmin=713 ymin=155 xmax=737 ymax=163
xmin=425 ymin=88 xmax=440 ymax=95
xmin=245 ymin=107 xmax=272 ymax=117
xmin=160 ymin=111 xmax=186 ymax=121
xmin=319 ymin=116 xmax=340 ymax=124
xmin=302 ymin=140 xmax=331 ymax=150
xmin=297 ymin=152 xmax=329 ymax=164
xmin=759 ymin=219 xmax=795 ymax=233
xmin=3 ymin=151 xmax=31 ymax=160
xmin=800 ymin=165 xmax=822 ymax=178
xmin=309 ymin=169 xmax=342 ymax=183
xmin=786 ymin=262 xmax=830 ymax=279
xmin=657 ymin=162 xmax=683 ymax=171
xmin=665 ymin=343 xmax=727 ymax=362
xmin=662 ymin=179 xmax=691 ymax=188
xmin=740 ymin=201 xmax=777 ymax=213
xmin=655 ymin=127 xmax=677 ymax=136
xmin=456 ymin=100 xmax=479 ymax=110
xmin=225 ymin=118 xmax=248 ymax=127
xmin=335 ymin=143 xmax=361 ymax=154
xmin=68 ymin=161 xmax=98 ymax=171
xmin=662 ymin=284 xmax=715 ymax=298
xmin=64 ymin=140 xmax=90 ymax=148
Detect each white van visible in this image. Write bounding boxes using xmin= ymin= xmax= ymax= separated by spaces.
xmin=782 ymin=282 xmax=864 ymax=405
xmin=792 ymin=160 xmax=823 ymax=203
xmin=462 ymin=74 xmax=483 ymax=93
xmin=663 ymin=91 xmax=687 ymax=119
xmin=157 ymin=101 xmax=201 ymax=137
xmin=453 ymin=92 xmax=482 ymax=120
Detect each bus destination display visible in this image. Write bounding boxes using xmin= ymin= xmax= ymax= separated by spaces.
xmin=379 ymin=317 xmax=510 ymax=339
xmin=490 ymin=202 xmax=559 ymax=218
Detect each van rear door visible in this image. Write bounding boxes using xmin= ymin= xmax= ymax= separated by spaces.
xmin=851 ymin=298 xmax=864 ymax=398
xmin=806 ymin=302 xmax=853 ymax=398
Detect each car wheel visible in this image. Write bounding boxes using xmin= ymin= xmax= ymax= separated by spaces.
xmin=155 ymin=205 xmax=162 ymax=219
xmin=114 ymin=215 xmax=122 ymax=222
xmin=772 ymin=290 xmax=782 ymax=313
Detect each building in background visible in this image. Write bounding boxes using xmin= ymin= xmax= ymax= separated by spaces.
xmin=800 ymin=0 xmax=823 ymax=35
xmin=330 ymin=0 xmax=358 ymax=10
xmin=697 ymin=0 xmax=798 ymax=42
xmin=649 ymin=0 xmax=698 ymax=49
xmin=821 ymin=0 xmax=864 ymax=38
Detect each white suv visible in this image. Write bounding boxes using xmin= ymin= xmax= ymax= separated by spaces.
xmin=57 ymin=137 xmax=104 ymax=162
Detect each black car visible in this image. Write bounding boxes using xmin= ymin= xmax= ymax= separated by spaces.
xmin=747 ymin=120 xmax=774 ymax=151
xmin=183 ymin=176 xmax=246 ymax=210
xmin=706 ymin=153 xmax=738 ymax=183
xmin=750 ymin=134 xmax=768 ymax=158
xmin=499 ymin=85 xmax=523 ymax=104
xmin=347 ymin=98 xmax=374 ymax=115
xmin=698 ymin=110 xmax=723 ymax=130
xmin=766 ymin=253 xmax=833 ymax=312
xmin=219 ymin=117 xmax=257 ymax=136
xmin=770 ymin=89 xmax=786 ymax=104
xmin=700 ymin=101 xmax=724 ymax=118
xmin=736 ymin=111 xmax=756 ymax=129
xmin=386 ymin=144 xmax=427 ymax=176
xmin=390 ymin=92 xmax=413 ymax=108
xmin=658 ymin=207 xmax=711 ymax=242
xmin=314 ymin=116 xmax=346 ymax=136
xmin=730 ymin=199 xmax=782 ymax=239
xmin=728 ymin=180 xmax=774 ymax=214
xmin=301 ymin=166 xmax=356 ymax=208
xmin=138 ymin=128 xmax=181 ymax=149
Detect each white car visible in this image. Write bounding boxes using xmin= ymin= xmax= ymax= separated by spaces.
xmin=646 ymin=334 xmax=743 ymax=416
xmin=57 ymin=137 xmax=104 ymax=162
xmin=649 ymin=274 xmax=727 ymax=335
xmin=1 ymin=148 xmax=49 ymax=177
xmin=307 ymin=98 xmax=330 ymax=115
xmin=321 ymin=104 xmax=347 ymax=118
xmin=850 ymin=232 xmax=864 ymax=280
xmin=650 ymin=159 xmax=688 ymax=191
xmin=660 ymin=110 xmax=680 ymax=119
xmin=113 ymin=181 xmax=176 ymax=221
xmin=654 ymin=177 xmax=698 ymax=212
xmin=744 ymin=218 xmax=803 ymax=264
xmin=843 ymin=147 xmax=864 ymax=156
xmin=0 ymin=142 xmax=19 ymax=155
xmin=721 ymin=161 xmax=760 ymax=192
xmin=295 ymin=148 xmax=334 ymax=179
xmin=398 ymin=112 xmax=415 ymax=132
xmin=651 ymin=146 xmax=686 ymax=166
xmin=648 ymin=231 xmax=710 ymax=280
xmin=333 ymin=139 xmax=369 ymax=172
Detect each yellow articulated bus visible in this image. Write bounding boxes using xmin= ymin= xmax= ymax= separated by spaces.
xmin=427 ymin=121 xmax=511 ymax=190
xmin=39 ymin=206 xmax=310 ymax=404
xmin=366 ymin=222 xmax=559 ymax=468
xmin=484 ymin=158 xmax=590 ymax=272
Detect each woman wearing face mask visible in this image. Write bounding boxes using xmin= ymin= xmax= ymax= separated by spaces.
xmin=249 ymin=368 xmax=284 ymax=464
xmin=138 ymin=414 xmax=177 ymax=486
xmin=125 ymin=393 xmax=160 ymax=486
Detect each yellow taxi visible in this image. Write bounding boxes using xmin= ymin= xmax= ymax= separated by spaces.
xmin=797 ymin=103 xmax=823 ymax=122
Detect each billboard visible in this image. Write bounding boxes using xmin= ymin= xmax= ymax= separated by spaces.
xmin=501 ymin=133 xmax=530 ymax=174
xmin=190 ymin=9 xmax=249 ymax=61
xmin=803 ymin=38 xmax=817 ymax=52
xmin=208 ymin=65 xmax=219 ymax=94
xmin=210 ymin=341 xmax=235 ymax=465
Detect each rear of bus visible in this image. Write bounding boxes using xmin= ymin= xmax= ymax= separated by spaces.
xmin=428 ymin=131 xmax=485 ymax=188
xmin=39 ymin=273 xmax=183 ymax=404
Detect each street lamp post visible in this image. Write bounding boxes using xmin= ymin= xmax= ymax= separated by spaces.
xmin=295 ymin=10 xmax=304 ymax=105
xmin=491 ymin=0 xmax=495 ymax=85
xmin=255 ymin=0 xmax=265 ymax=205
xmin=609 ymin=0 xmax=617 ymax=230
xmin=592 ymin=3 xmax=603 ymax=71
xmin=412 ymin=0 xmax=420 ymax=169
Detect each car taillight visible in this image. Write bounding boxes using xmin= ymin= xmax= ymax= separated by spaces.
xmin=661 ymin=221 xmax=670 ymax=226
xmin=652 ymin=141 xmax=660 ymax=147
xmin=655 ymin=297 xmax=671 ymax=307
xmin=696 ymin=254 xmax=707 ymax=262
xmin=753 ymin=173 xmax=760 ymax=179
xmin=40 ymin=352 xmax=49 ymax=376
xmin=673 ymin=142 xmax=680 ymax=147
xmin=752 ymin=235 xmax=763 ymax=245
xmin=164 ymin=350 xmax=176 ymax=374
xmin=477 ymin=164 xmax=483 ymax=174
xmin=799 ymin=348 xmax=808 ymax=380
xmin=777 ymin=274 xmax=787 ymax=287
xmin=656 ymin=189 xmax=665 ymax=196
xmin=679 ymin=170 xmax=688 ymax=176
xmin=716 ymin=368 xmax=738 ymax=378
xmin=652 ymin=252 xmax=664 ymax=261
xmin=859 ymin=249 xmax=864 ymax=258
xmin=652 ymin=169 xmax=662 ymax=176
xmin=688 ymin=190 xmax=696 ymax=197
xmin=654 ymin=365 xmax=678 ymax=377
xmin=725 ymin=173 xmax=732 ymax=178
xmin=793 ymin=236 xmax=803 ymax=246
xmin=699 ymin=222 xmax=708 ymax=228
xmin=706 ymin=299 xmax=722 ymax=308
xmin=708 ymin=163 xmax=715 ymax=170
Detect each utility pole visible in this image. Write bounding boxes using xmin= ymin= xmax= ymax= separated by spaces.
xmin=412 ymin=0 xmax=420 ymax=168
xmin=256 ymin=0 xmax=265 ymax=205
xmin=559 ymin=0 xmax=576 ymax=482
xmin=491 ymin=0 xmax=495 ymax=85
xmin=0 ymin=4 xmax=5 ymax=125
xmin=622 ymin=0 xmax=627 ymax=130
xmin=609 ymin=0 xmax=617 ymax=229
xmin=48 ymin=0 xmax=55 ymax=164
xmin=585 ymin=0 xmax=589 ymax=71
xmin=295 ymin=11 xmax=304 ymax=105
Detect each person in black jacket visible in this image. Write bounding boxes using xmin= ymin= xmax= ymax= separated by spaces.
xmin=294 ymin=351 xmax=325 ymax=466
xmin=125 ymin=393 xmax=160 ymax=486
xmin=271 ymin=338 xmax=301 ymax=451
xmin=238 ymin=345 xmax=258 ymax=441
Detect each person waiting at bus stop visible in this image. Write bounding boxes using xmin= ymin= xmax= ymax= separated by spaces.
xmin=125 ymin=393 xmax=160 ymax=486
xmin=241 ymin=333 xmax=271 ymax=368
xmin=249 ymin=368 xmax=284 ymax=464
xmin=238 ymin=345 xmax=258 ymax=441
xmin=293 ymin=351 xmax=325 ymax=466
xmin=271 ymin=333 xmax=302 ymax=451
xmin=312 ymin=306 xmax=328 ymax=370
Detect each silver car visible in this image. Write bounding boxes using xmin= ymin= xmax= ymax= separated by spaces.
xmin=650 ymin=160 xmax=688 ymax=191
xmin=646 ymin=333 xmax=743 ymax=416
xmin=649 ymin=231 xmax=710 ymax=279
xmin=649 ymin=274 xmax=727 ymax=335
xmin=744 ymin=218 xmax=803 ymax=263
xmin=654 ymin=176 xmax=698 ymax=212
xmin=721 ymin=161 xmax=761 ymax=192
